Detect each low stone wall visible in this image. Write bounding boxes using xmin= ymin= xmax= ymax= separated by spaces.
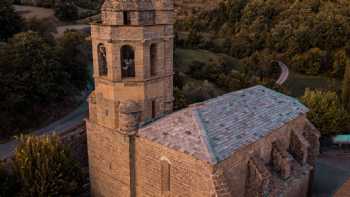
xmin=60 ymin=122 xmax=89 ymax=166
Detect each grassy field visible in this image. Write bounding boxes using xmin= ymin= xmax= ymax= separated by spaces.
xmin=285 ymin=71 xmax=341 ymax=98
xmin=174 ymin=48 xmax=240 ymax=73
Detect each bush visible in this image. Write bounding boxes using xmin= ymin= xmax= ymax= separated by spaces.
xmin=12 ymin=135 xmax=83 ymax=196
xmin=301 ymin=89 xmax=350 ymax=136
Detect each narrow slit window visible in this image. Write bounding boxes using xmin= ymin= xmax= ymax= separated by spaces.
xmin=151 ymin=100 xmax=156 ymax=119
xmin=161 ymin=160 xmax=170 ymax=192
xmin=150 ymin=44 xmax=157 ymax=76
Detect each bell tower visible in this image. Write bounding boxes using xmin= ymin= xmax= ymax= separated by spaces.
xmin=91 ymin=0 xmax=174 ymax=125
xmin=86 ymin=0 xmax=174 ymax=196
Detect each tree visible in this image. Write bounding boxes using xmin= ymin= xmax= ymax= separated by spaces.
xmin=292 ymin=48 xmax=328 ymax=75
xmin=57 ymin=30 xmax=90 ymax=91
xmin=13 ymin=135 xmax=83 ymax=196
xmin=332 ymin=49 xmax=348 ymax=78
xmin=301 ymin=89 xmax=350 ymax=136
xmin=0 ymin=0 xmax=24 ymax=41
xmin=0 ymin=32 xmax=69 ymax=138
xmin=342 ymin=63 xmax=350 ymax=111
xmin=55 ymin=0 xmax=79 ymax=21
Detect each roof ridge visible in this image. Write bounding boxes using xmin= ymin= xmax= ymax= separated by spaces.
xmin=192 ymin=108 xmax=218 ymax=164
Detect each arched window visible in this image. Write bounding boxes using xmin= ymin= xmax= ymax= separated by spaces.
xmin=150 ymin=44 xmax=157 ymax=76
xmin=161 ymin=159 xmax=170 ymax=193
xmin=98 ymin=44 xmax=108 ymax=76
xmin=121 ymin=45 xmax=135 ymax=78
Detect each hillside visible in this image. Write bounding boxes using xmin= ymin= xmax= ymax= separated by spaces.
xmin=178 ymin=0 xmax=350 ymax=79
xmin=15 ymin=0 xmax=223 ymax=19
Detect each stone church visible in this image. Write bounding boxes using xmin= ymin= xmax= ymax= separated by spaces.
xmin=86 ymin=0 xmax=320 ymax=196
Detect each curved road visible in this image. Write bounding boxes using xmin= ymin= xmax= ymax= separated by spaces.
xmin=0 ymin=102 xmax=88 ymax=160
xmin=276 ymin=61 xmax=289 ymax=85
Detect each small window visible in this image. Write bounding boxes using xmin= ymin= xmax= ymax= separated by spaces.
xmin=123 ymin=11 xmax=131 ymax=25
xmin=98 ymin=44 xmax=108 ymax=76
xmin=121 ymin=45 xmax=135 ymax=78
xmin=151 ymin=100 xmax=156 ymax=119
xmin=161 ymin=160 xmax=170 ymax=192
xmin=150 ymin=44 xmax=157 ymax=76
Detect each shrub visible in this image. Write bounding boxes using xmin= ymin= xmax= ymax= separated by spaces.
xmin=12 ymin=135 xmax=83 ymax=196
xmin=301 ymin=89 xmax=350 ymax=136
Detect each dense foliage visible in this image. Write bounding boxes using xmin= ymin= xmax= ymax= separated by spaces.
xmin=301 ymin=89 xmax=350 ymax=136
xmin=178 ymin=0 xmax=350 ymax=77
xmin=343 ymin=63 xmax=350 ymax=110
xmin=57 ymin=30 xmax=90 ymax=91
xmin=12 ymin=135 xmax=83 ymax=196
xmin=55 ymin=0 xmax=79 ymax=21
xmin=0 ymin=0 xmax=24 ymax=41
xmin=0 ymin=31 xmax=89 ymax=139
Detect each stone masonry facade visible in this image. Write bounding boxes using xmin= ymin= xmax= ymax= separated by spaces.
xmin=86 ymin=1 xmax=320 ymax=197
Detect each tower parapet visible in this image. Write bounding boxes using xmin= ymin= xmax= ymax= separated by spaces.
xmin=100 ymin=0 xmax=174 ymax=26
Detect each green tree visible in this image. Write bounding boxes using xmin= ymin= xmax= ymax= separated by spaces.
xmin=57 ymin=30 xmax=90 ymax=91
xmin=55 ymin=0 xmax=79 ymax=21
xmin=0 ymin=32 xmax=69 ymax=138
xmin=292 ymin=48 xmax=328 ymax=75
xmin=342 ymin=63 xmax=350 ymax=111
xmin=0 ymin=0 xmax=24 ymax=41
xmin=332 ymin=49 xmax=349 ymax=78
xmin=301 ymin=89 xmax=350 ymax=136
xmin=13 ymin=135 xmax=83 ymax=197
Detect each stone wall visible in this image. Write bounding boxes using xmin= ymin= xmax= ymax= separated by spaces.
xmin=60 ymin=123 xmax=89 ymax=166
xmin=213 ymin=115 xmax=317 ymax=197
xmin=134 ymin=137 xmax=217 ymax=197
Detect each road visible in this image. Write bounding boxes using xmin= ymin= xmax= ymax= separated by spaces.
xmin=0 ymin=102 xmax=88 ymax=160
xmin=276 ymin=61 xmax=289 ymax=85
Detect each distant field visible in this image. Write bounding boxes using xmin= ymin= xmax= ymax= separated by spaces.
xmin=14 ymin=5 xmax=57 ymax=21
xmin=285 ymin=71 xmax=341 ymax=97
xmin=174 ymin=48 xmax=240 ymax=73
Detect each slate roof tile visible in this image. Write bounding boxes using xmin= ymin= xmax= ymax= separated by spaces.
xmin=138 ymin=85 xmax=308 ymax=164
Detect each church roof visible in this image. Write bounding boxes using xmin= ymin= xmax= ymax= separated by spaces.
xmin=138 ymin=85 xmax=309 ymax=164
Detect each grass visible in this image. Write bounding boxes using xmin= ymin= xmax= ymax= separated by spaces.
xmin=285 ymin=71 xmax=341 ymax=98
xmin=174 ymin=48 xmax=239 ymax=73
